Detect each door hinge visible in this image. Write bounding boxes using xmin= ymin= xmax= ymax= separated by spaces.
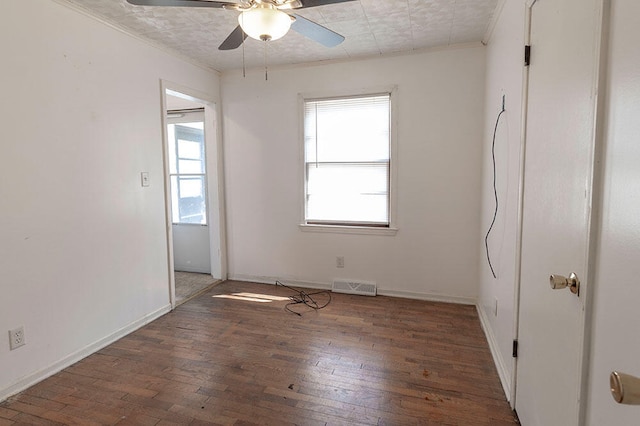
xmin=513 ymin=339 xmax=519 ymax=358
xmin=524 ymin=45 xmax=531 ymax=66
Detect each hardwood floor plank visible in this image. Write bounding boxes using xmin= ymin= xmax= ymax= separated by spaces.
xmin=91 ymin=380 xmax=158 ymax=399
xmin=112 ymin=412 xmax=160 ymax=426
xmin=167 ymin=403 xmax=236 ymax=424
xmin=0 ymin=281 xmax=517 ymax=425
xmin=37 ymin=409 xmax=104 ymax=426
xmin=0 ymin=406 xmax=19 ymax=421
xmin=1 ymin=401 xmax=48 ymax=418
xmin=12 ymin=412 xmax=66 ymax=425
xmin=9 ymin=394 xmax=65 ymax=412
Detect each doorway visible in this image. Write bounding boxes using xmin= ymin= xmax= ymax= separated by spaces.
xmin=162 ymin=83 xmax=227 ymax=307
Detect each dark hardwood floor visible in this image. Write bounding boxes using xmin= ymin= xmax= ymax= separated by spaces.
xmin=0 ymin=281 xmax=518 ymax=425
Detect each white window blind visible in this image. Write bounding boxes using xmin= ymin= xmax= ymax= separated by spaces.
xmin=304 ymin=93 xmax=391 ymax=226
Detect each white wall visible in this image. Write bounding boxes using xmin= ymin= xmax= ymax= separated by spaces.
xmin=477 ymin=0 xmax=526 ymax=400
xmin=587 ymin=1 xmax=640 ymax=423
xmin=0 ymin=0 xmax=219 ymax=400
xmin=173 ymin=224 xmax=211 ymax=273
xmin=221 ymin=46 xmax=486 ymax=302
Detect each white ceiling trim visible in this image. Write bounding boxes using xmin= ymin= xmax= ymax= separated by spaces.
xmin=482 ymin=0 xmax=507 ymax=45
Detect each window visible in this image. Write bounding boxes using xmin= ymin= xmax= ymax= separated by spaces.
xmin=303 ymin=92 xmax=393 ymax=229
xmin=167 ymin=110 xmax=207 ymax=225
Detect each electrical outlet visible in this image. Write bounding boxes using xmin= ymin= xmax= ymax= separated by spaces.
xmin=141 ymin=172 xmax=150 ymax=187
xmin=336 ymin=256 xmax=345 ymax=268
xmin=9 ymin=326 xmax=25 ymax=350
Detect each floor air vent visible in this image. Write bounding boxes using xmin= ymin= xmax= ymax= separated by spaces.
xmin=332 ymin=279 xmax=377 ymax=296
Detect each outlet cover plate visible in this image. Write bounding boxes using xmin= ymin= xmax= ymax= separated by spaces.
xmin=9 ymin=326 xmax=25 ymax=350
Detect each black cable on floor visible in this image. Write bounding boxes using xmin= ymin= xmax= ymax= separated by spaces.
xmin=275 ymin=281 xmax=331 ymax=316
xmin=485 ymin=103 xmax=506 ymax=279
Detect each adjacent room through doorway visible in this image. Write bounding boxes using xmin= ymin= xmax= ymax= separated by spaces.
xmin=165 ymin=92 xmax=222 ymax=305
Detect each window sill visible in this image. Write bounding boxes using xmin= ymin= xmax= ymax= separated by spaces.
xmin=299 ymin=224 xmax=398 ymax=236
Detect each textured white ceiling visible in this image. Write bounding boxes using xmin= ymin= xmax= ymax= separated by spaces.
xmin=59 ymin=0 xmax=499 ymax=72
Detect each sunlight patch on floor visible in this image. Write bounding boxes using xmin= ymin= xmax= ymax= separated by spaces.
xmin=213 ymin=292 xmax=290 ymax=303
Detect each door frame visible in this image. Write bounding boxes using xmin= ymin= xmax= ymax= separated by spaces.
xmin=511 ymin=0 xmax=608 ymax=422
xmin=160 ymin=79 xmax=228 ymax=309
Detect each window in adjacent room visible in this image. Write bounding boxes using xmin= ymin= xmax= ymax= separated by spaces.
xmin=303 ymin=91 xmax=394 ymax=229
xmin=167 ymin=109 xmax=207 ymax=225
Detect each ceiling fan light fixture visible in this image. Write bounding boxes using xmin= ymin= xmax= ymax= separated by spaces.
xmin=238 ymin=4 xmax=292 ymax=42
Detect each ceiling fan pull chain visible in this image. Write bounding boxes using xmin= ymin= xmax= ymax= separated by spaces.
xmin=242 ymin=30 xmax=246 ymax=78
xmin=264 ymin=40 xmax=268 ymax=81
xmin=239 ymin=14 xmax=246 ymax=78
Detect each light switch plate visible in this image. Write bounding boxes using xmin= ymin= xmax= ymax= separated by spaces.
xmin=141 ymin=172 xmax=150 ymax=187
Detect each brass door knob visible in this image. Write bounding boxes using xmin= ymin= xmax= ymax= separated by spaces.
xmin=610 ymin=371 xmax=640 ymax=404
xmin=549 ymin=272 xmax=580 ymax=295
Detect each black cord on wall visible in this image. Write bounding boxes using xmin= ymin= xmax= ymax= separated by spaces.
xmin=485 ymin=97 xmax=506 ymax=279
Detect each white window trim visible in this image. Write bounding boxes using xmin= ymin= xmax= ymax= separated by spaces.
xmin=298 ymin=86 xmax=399 ymax=236
xmin=298 ymin=223 xmax=398 ymax=236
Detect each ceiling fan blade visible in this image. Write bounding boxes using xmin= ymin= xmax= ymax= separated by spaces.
xmin=126 ymin=0 xmax=238 ymax=8
xmin=297 ymin=0 xmax=356 ymax=8
xmin=290 ymin=14 xmax=345 ymax=47
xmin=218 ymin=25 xmax=248 ymax=50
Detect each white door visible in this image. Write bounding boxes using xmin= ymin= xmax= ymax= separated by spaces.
xmin=515 ymin=0 xmax=604 ymax=424
xmin=585 ymin=1 xmax=640 ymax=424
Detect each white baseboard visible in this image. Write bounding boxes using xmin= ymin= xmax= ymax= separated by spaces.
xmin=0 ymin=304 xmax=171 ymax=403
xmin=229 ymin=274 xmax=475 ymax=305
xmin=476 ymin=303 xmax=512 ymax=402
xmin=377 ymin=289 xmax=476 ymax=305
xmin=228 ymin=274 xmax=332 ymax=290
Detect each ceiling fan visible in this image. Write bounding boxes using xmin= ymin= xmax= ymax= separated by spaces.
xmin=125 ymin=0 xmax=356 ymax=51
